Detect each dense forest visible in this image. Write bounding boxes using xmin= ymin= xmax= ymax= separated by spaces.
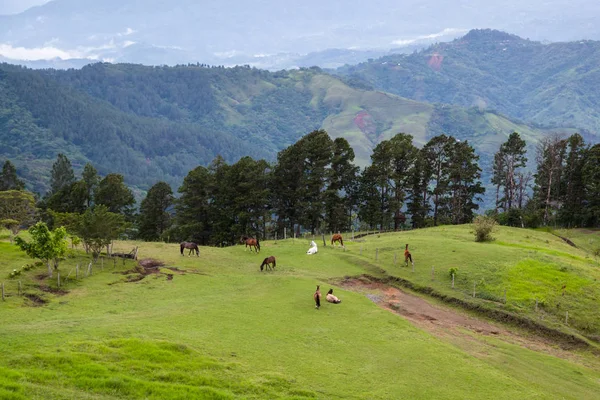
xmin=0 ymin=59 xmax=563 ymax=201
xmin=335 ymin=29 xmax=600 ymax=139
xmin=2 ymin=129 xmax=599 ymax=249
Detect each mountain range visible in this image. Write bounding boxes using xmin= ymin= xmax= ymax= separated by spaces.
xmin=2 ymin=0 xmax=600 ymax=70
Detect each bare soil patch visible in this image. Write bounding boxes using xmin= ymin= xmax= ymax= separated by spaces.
xmin=39 ymin=284 xmax=69 ymax=295
xmin=120 ymin=258 xmax=200 ymax=283
xmin=337 ymin=276 xmax=592 ymax=362
xmin=23 ymin=293 xmax=48 ymax=306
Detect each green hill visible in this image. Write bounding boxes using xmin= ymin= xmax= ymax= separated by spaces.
xmin=335 ymin=29 xmax=600 ymax=140
xmin=1 ymin=62 xmax=568 ymax=196
xmin=1 ymin=225 xmax=599 ymax=398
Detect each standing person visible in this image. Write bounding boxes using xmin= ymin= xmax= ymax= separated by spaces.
xmin=326 ymin=289 xmax=342 ymax=304
xmin=314 ymin=285 xmax=321 ymax=309
xmin=404 ymin=244 xmax=414 ymax=267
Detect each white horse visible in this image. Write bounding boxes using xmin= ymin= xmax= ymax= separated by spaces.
xmin=306 ymin=240 xmax=318 ymax=255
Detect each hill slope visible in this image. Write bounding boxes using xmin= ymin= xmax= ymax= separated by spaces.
xmin=1 ymin=226 xmax=600 ymax=398
xmin=0 ymin=62 xmax=569 ymax=195
xmin=335 ymin=29 xmax=600 ymax=138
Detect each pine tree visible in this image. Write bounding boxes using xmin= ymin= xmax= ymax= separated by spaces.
xmin=82 ymin=163 xmax=99 ymax=208
xmin=558 ymin=134 xmax=587 ymax=227
xmin=325 ymin=138 xmax=359 ymax=233
xmin=533 ymin=134 xmax=566 ymax=225
xmin=50 ymin=154 xmax=75 ymax=196
xmin=446 ymin=140 xmax=485 ymax=224
xmin=492 ymin=132 xmax=527 ymax=211
xmin=582 ymin=144 xmax=600 ymax=227
xmin=0 ymin=160 xmax=25 ymax=191
xmin=94 ymin=174 xmax=135 ymax=215
xmin=422 ymin=135 xmax=454 ymax=226
xmin=175 ymin=166 xmax=213 ymax=244
xmin=138 ymin=182 xmax=174 ymax=241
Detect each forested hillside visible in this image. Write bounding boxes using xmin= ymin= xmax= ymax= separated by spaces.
xmin=0 ymin=61 xmax=568 ymax=195
xmin=335 ymin=29 xmax=600 ymax=139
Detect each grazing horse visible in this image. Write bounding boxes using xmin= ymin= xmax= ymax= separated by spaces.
xmin=314 ymin=285 xmax=321 ymax=309
xmin=260 ymin=256 xmax=276 ymax=271
xmin=331 ymin=233 xmax=344 ymax=247
xmin=240 ymin=235 xmax=260 ymax=253
xmin=404 ymin=243 xmax=414 ymax=267
xmin=180 ymin=242 xmax=199 ymax=256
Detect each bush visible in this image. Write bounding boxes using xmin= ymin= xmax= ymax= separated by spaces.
xmin=448 ymin=267 xmax=459 ymax=277
xmin=473 ymin=215 xmax=496 ymax=242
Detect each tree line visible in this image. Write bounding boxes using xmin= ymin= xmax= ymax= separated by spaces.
xmin=1 ymin=129 xmax=599 ymax=249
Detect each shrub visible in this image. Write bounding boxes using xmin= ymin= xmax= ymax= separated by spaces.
xmin=448 ymin=267 xmax=459 ymax=277
xmin=473 ymin=215 xmax=496 ymax=242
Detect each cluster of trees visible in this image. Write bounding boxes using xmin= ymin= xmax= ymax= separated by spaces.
xmin=490 ymin=132 xmax=600 ymax=228
xmin=3 ymin=130 xmax=486 ymax=247
xmin=3 ymin=129 xmax=600 ymax=255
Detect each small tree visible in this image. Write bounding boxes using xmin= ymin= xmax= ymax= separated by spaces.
xmin=0 ymin=190 xmax=37 ymax=242
xmin=75 ymin=205 xmax=127 ymax=259
xmin=473 ymin=215 xmax=496 ymax=242
xmin=15 ymin=222 xmax=68 ymax=277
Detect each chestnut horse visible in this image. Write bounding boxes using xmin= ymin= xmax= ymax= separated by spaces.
xmin=260 ymin=256 xmax=276 ymax=271
xmin=314 ymin=285 xmax=321 ymax=309
xmin=404 ymin=243 xmax=414 ymax=267
xmin=240 ymin=235 xmax=260 ymax=253
xmin=331 ymin=233 xmax=344 ymax=247
xmin=180 ymin=241 xmax=199 ymax=256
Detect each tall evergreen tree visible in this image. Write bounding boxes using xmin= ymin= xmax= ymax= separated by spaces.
xmin=94 ymin=174 xmax=135 ymax=215
xmin=138 ymin=181 xmax=174 ymax=241
xmin=492 ymin=132 xmax=528 ymax=211
xmin=422 ymin=135 xmax=454 ymax=226
xmin=558 ymin=134 xmax=587 ymax=227
xmin=50 ymin=153 xmax=75 ymax=196
xmin=582 ymin=144 xmax=600 ymax=227
xmin=446 ymin=140 xmax=485 ymax=224
xmin=533 ymin=134 xmax=566 ymax=225
xmin=0 ymin=160 xmax=25 ymax=191
xmin=406 ymin=149 xmax=432 ymax=228
xmin=82 ymin=163 xmax=99 ymax=208
xmin=325 ymin=138 xmax=359 ymax=233
xmin=175 ymin=166 xmax=213 ymax=244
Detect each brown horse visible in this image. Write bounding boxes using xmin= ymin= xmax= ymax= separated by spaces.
xmin=331 ymin=233 xmax=344 ymax=247
xmin=240 ymin=235 xmax=260 ymax=253
xmin=260 ymin=256 xmax=276 ymax=271
xmin=180 ymin=242 xmax=199 ymax=256
xmin=314 ymin=285 xmax=321 ymax=309
xmin=404 ymin=243 xmax=414 ymax=267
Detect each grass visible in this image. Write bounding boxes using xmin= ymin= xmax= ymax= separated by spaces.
xmin=1 ymin=226 xmax=600 ymax=398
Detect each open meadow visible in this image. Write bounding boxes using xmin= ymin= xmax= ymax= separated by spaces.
xmin=1 ymin=225 xmax=600 ymax=399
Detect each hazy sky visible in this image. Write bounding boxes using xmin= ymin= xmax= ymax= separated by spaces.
xmin=0 ymin=0 xmax=49 ymax=15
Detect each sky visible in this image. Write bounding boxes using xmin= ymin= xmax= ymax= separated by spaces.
xmin=0 ymin=0 xmax=49 ymax=15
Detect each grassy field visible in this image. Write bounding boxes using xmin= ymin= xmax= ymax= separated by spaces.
xmin=1 ymin=226 xmax=600 ymax=399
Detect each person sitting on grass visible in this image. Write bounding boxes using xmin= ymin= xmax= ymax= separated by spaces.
xmin=326 ymin=288 xmax=342 ymax=304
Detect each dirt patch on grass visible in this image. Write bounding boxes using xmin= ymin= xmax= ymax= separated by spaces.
xmin=339 ymin=277 xmax=502 ymax=336
xmin=23 ymin=293 xmax=48 ymax=306
xmin=39 ymin=284 xmax=69 ymax=295
xmin=120 ymin=259 xmax=200 ymax=283
xmin=337 ymin=275 xmax=595 ymax=361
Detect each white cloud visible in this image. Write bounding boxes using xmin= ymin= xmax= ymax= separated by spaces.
xmin=0 ymin=43 xmax=83 ymax=60
xmin=391 ymin=28 xmax=468 ymax=46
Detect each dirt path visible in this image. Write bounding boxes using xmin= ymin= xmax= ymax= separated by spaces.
xmin=337 ymin=276 xmax=594 ymax=364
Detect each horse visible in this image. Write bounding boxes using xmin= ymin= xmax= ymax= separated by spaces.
xmin=180 ymin=241 xmax=199 ymax=257
xmin=404 ymin=243 xmax=414 ymax=267
xmin=240 ymin=235 xmax=260 ymax=253
xmin=314 ymin=285 xmax=321 ymax=309
xmin=260 ymin=256 xmax=276 ymax=271
xmin=331 ymin=233 xmax=344 ymax=247
xmin=307 ymin=240 xmax=318 ymax=255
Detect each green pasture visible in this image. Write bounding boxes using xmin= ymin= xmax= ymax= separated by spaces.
xmin=1 ymin=226 xmax=600 ymax=399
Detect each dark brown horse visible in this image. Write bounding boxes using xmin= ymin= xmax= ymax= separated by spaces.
xmin=260 ymin=256 xmax=276 ymax=271
xmin=314 ymin=285 xmax=321 ymax=309
xmin=331 ymin=233 xmax=344 ymax=247
xmin=240 ymin=235 xmax=260 ymax=253
xmin=180 ymin=242 xmax=199 ymax=256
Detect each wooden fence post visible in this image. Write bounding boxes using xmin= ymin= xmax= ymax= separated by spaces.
xmin=375 ymin=248 xmax=378 ymax=261
xmin=452 ymin=273 xmax=455 ymax=289
xmin=322 ymin=233 xmax=326 ymax=247
xmin=565 ymin=311 xmax=569 ymax=325
xmin=472 ymin=282 xmax=476 ymax=298
xmin=504 ymin=288 xmax=507 ymax=304
xmin=57 ymin=272 xmax=60 ymax=288
xmin=284 ymin=227 xmax=287 ymax=240
xmin=76 ymin=264 xmax=79 ymax=279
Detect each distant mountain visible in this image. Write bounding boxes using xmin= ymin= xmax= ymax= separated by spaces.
xmin=335 ymin=29 xmax=600 ymax=139
xmin=2 ymin=0 xmax=600 ymax=69
xmin=0 ymin=62 xmax=568 ymax=204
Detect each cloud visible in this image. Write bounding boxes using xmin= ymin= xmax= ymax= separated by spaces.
xmin=0 ymin=43 xmax=83 ymax=60
xmin=391 ymin=28 xmax=468 ymax=46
